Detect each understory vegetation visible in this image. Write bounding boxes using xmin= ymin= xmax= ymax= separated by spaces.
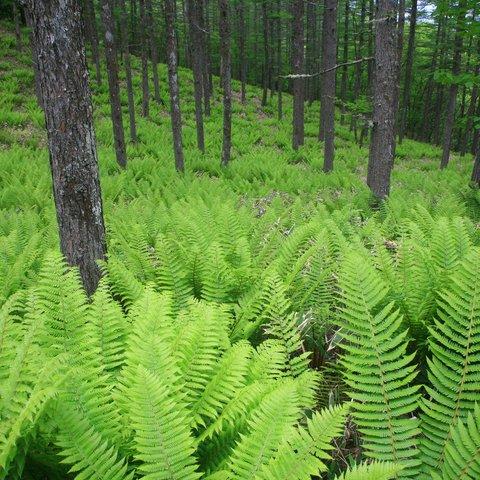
xmin=1 ymin=23 xmax=480 ymax=480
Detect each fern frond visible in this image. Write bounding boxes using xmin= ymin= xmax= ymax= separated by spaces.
xmin=338 ymin=252 xmax=421 ymax=477
xmin=334 ymin=461 xmax=404 ymax=480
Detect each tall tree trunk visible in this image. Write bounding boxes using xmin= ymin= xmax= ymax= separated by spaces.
xmin=237 ymin=0 xmax=247 ymax=104
xmin=277 ymin=0 xmax=283 ymax=120
xmin=398 ymin=0 xmax=416 ymax=143
xmin=24 ymin=7 xmax=43 ymax=110
xmin=28 ymin=0 xmax=106 ymax=295
xmin=292 ymin=0 xmax=305 ymax=150
xmin=472 ymin=96 xmax=480 ymax=155
xmin=164 ymin=0 xmax=185 ymax=171
xmin=306 ymin=0 xmax=317 ymax=104
xmin=13 ymin=1 xmax=22 ymax=50
xmin=100 ymin=0 xmax=127 ymax=167
xmin=204 ymin=0 xmax=213 ymax=98
xmin=261 ymin=0 xmax=270 ymax=106
xmin=146 ymin=0 xmax=162 ymax=104
xmin=472 ymin=148 xmax=480 ymax=187
xmin=198 ymin=0 xmax=211 ymax=115
xmin=460 ymin=62 xmax=479 ymax=156
xmin=138 ymin=0 xmax=150 ymax=117
xmin=366 ymin=0 xmax=374 ymax=92
xmin=186 ymin=0 xmax=205 ymax=152
xmin=440 ymin=0 xmax=467 ymax=169
xmin=367 ymin=0 xmax=398 ymax=199
xmin=84 ymin=0 xmax=102 ymax=86
xmin=219 ymin=0 xmax=232 ymax=165
xmin=322 ymin=0 xmax=338 ymax=172
xmin=119 ymin=0 xmax=137 ymax=143
xmin=340 ymin=0 xmax=349 ymax=124
xmin=394 ymin=0 xmax=405 ymax=124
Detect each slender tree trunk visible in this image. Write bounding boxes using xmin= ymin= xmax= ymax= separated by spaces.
xmin=146 ymin=0 xmax=162 ymax=104
xmin=204 ymin=0 xmax=213 ymax=97
xmin=398 ymin=0 xmax=416 ymax=143
xmin=472 ymin=148 xmax=480 ymax=187
xmin=472 ymin=97 xmax=480 ymax=155
xmin=13 ymin=1 xmax=22 ymax=50
xmin=84 ymin=0 xmax=102 ymax=86
xmin=28 ymin=0 xmax=106 ymax=295
xmin=100 ymin=0 xmax=127 ymax=167
xmin=306 ymin=0 xmax=317 ymax=104
xmin=440 ymin=0 xmax=467 ymax=169
xmin=367 ymin=0 xmax=398 ymax=199
xmin=24 ymin=7 xmax=43 ymax=110
xmin=219 ymin=0 xmax=232 ymax=166
xmin=277 ymin=0 xmax=283 ymax=120
xmin=394 ymin=0 xmax=405 ymax=120
xmin=164 ymin=0 xmax=185 ymax=171
xmin=198 ymin=0 xmax=211 ymax=115
xmin=138 ymin=0 xmax=150 ymax=117
xmin=319 ymin=6 xmax=327 ymax=141
xmin=261 ymin=0 xmax=270 ymax=106
xmin=322 ymin=0 xmax=338 ymax=172
xmin=186 ymin=0 xmax=205 ymax=152
xmin=366 ymin=0 xmax=374 ymax=92
xmin=238 ymin=0 xmax=247 ymax=104
xmin=460 ymin=63 xmax=479 ymax=156
xmin=119 ymin=0 xmax=137 ymax=143
xmin=340 ymin=0 xmax=349 ymax=124
xmin=292 ymin=0 xmax=305 ymax=149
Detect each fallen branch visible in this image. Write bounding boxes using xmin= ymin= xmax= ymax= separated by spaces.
xmin=281 ymin=57 xmax=374 ymax=79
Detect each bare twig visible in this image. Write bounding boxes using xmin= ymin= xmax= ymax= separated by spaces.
xmin=281 ymin=57 xmax=374 ymax=79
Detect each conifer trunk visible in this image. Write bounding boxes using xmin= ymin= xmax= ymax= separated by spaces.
xmin=84 ymin=0 xmax=102 ymax=85
xmin=146 ymin=0 xmax=162 ymax=105
xmin=164 ymin=0 xmax=185 ymax=171
xmin=139 ymin=0 xmax=150 ymax=117
xmin=100 ymin=0 xmax=127 ymax=167
xmin=292 ymin=0 xmax=305 ymax=150
xmin=367 ymin=0 xmax=398 ymax=199
xmin=238 ymin=0 xmax=247 ymax=104
xmin=28 ymin=0 xmax=106 ymax=295
xmin=219 ymin=0 xmax=232 ymax=166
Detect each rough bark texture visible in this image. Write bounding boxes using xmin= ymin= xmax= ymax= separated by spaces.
xmin=100 ymin=0 xmax=127 ymax=167
xmin=24 ymin=7 xmax=43 ymax=110
xmin=322 ymin=0 xmax=337 ymax=173
xmin=219 ymin=0 xmax=232 ymax=166
xmin=261 ymin=0 xmax=269 ymax=106
xmin=146 ymin=0 xmax=162 ymax=105
xmin=186 ymin=0 xmax=205 ymax=152
xmin=198 ymin=0 xmax=210 ymax=115
xmin=164 ymin=0 xmax=185 ymax=171
xmin=139 ymin=0 xmax=150 ymax=117
xmin=367 ymin=0 xmax=398 ymax=199
xmin=276 ymin=0 xmax=283 ymax=120
xmin=398 ymin=0 xmax=416 ymax=143
xmin=28 ymin=0 xmax=106 ymax=295
xmin=84 ymin=0 xmax=102 ymax=85
xmin=440 ymin=0 xmax=466 ymax=169
xmin=292 ymin=0 xmax=305 ymax=150
xmin=118 ymin=0 xmax=137 ymax=143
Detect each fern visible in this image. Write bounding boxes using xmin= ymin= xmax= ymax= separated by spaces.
xmin=334 ymin=461 xmax=404 ymax=480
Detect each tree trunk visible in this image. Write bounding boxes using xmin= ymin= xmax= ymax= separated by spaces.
xmin=292 ymin=0 xmax=305 ymax=150
xmin=306 ymin=0 xmax=317 ymax=104
xmin=84 ymin=0 xmax=102 ymax=86
xmin=322 ymin=0 xmax=338 ymax=173
xmin=100 ymin=0 xmax=127 ymax=167
xmin=277 ymin=0 xmax=283 ymax=120
xmin=261 ymin=0 xmax=270 ymax=106
xmin=138 ymin=0 xmax=150 ymax=117
xmin=472 ymin=148 xmax=480 ymax=187
xmin=340 ymin=0 xmax=349 ymax=124
xmin=395 ymin=0 xmax=405 ymax=116
xmin=146 ymin=0 xmax=162 ymax=105
xmin=398 ymin=0 xmax=416 ymax=143
xmin=219 ymin=0 xmax=232 ymax=166
xmin=28 ymin=0 xmax=106 ymax=295
xmin=366 ymin=0 xmax=374 ymax=92
xmin=440 ymin=0 xmax=467 ymax=169
xmin=164 ymin=0 xmax=185 ymax=171
xmin=119 ymin=0 xmax=137 ymax=143
xmin=204 ymin=0 xmax=213 ymax=99
xmin=24 ymin=7 xmax=44 ymax=110
xmin=470 ymin=96 xmax=480 ymax=156
xmin=460 ymin=60 xmax=479 ymax=156
xmin=367 ymin=0 xmax=398 ymax=199
xmin=186 ymin=0 xmax=205 ymax=152
xmin=237 ymin=0 xmax=247 ymax=104
xmin=198 ymin=0 xmax=211 ymax=115
xmin=13 ymin=1 xmax=22 ymax=50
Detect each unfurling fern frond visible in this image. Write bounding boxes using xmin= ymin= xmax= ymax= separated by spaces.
xmin=334 ymin=461 xmax=404 ymax=480
xmin=338 ymin=252 xmax=421 ymax=478
xmin=420 ymin=248 xmax=480 ymax=475
xmin=129 ymin=366 xmax=202 ymax=480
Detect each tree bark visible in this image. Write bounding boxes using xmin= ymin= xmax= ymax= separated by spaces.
xmin=440 ymin=0 xmax=467 ymax=169
xmin=472 ymin=148 xmax=480 ymax=187
xmin=237 ymin=0 xmax=247 ymax=104
xmin=398 ymin=0 xmax=416 ymax=143
xmin=306 ymin=0 xmax=317 ymax=104
xmin=219 ymin=0 xmax=232 ymax=166
xmin=186 ymin=0 xmax=205 ymax=152
xmin=146 ymin=0 xmax=162 ymax=105
xmin=367 ymin=0 xmax=398 ymax=199
xmin=292 ymin=0 xmax=305 ymax=150
xmin=100 ymin=0 xmax=127 ymax=167
xmin=198 ymin=0 xmax=211 ymax=115
xmin=24 ymin=7 xmax=44 ymax=110
xmin=460 ymin=61 xmax=479 ymax=156
xmin=138 ymin=0 xmax=150 ymax=117
xmin=366 ymin=0 xmax=374 ymax=93
xmin=276 ymin=0 xmax=283 ymax=120
xmin=84 ymin=0 xmax=102 ymax=85
xmin=322 ymin=0 xmax=338 ymax=172
xmin=118 ymin=0 xmax=137 ymax=143
xmin=164 ymin=0 xmax=185 ymax=171
xmin=340 ymin=0 xmax=349 ymax=124
xmin=13 ymin=1 xmax=22 ymax=50
xmin=261 ymin=0 xmax=270 ymax=106
xmin=28 ymin=0 xmax=106 ymax=295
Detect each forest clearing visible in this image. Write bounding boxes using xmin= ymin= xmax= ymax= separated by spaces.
xmin=0 ymin=0 xmax=479 ymax=479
